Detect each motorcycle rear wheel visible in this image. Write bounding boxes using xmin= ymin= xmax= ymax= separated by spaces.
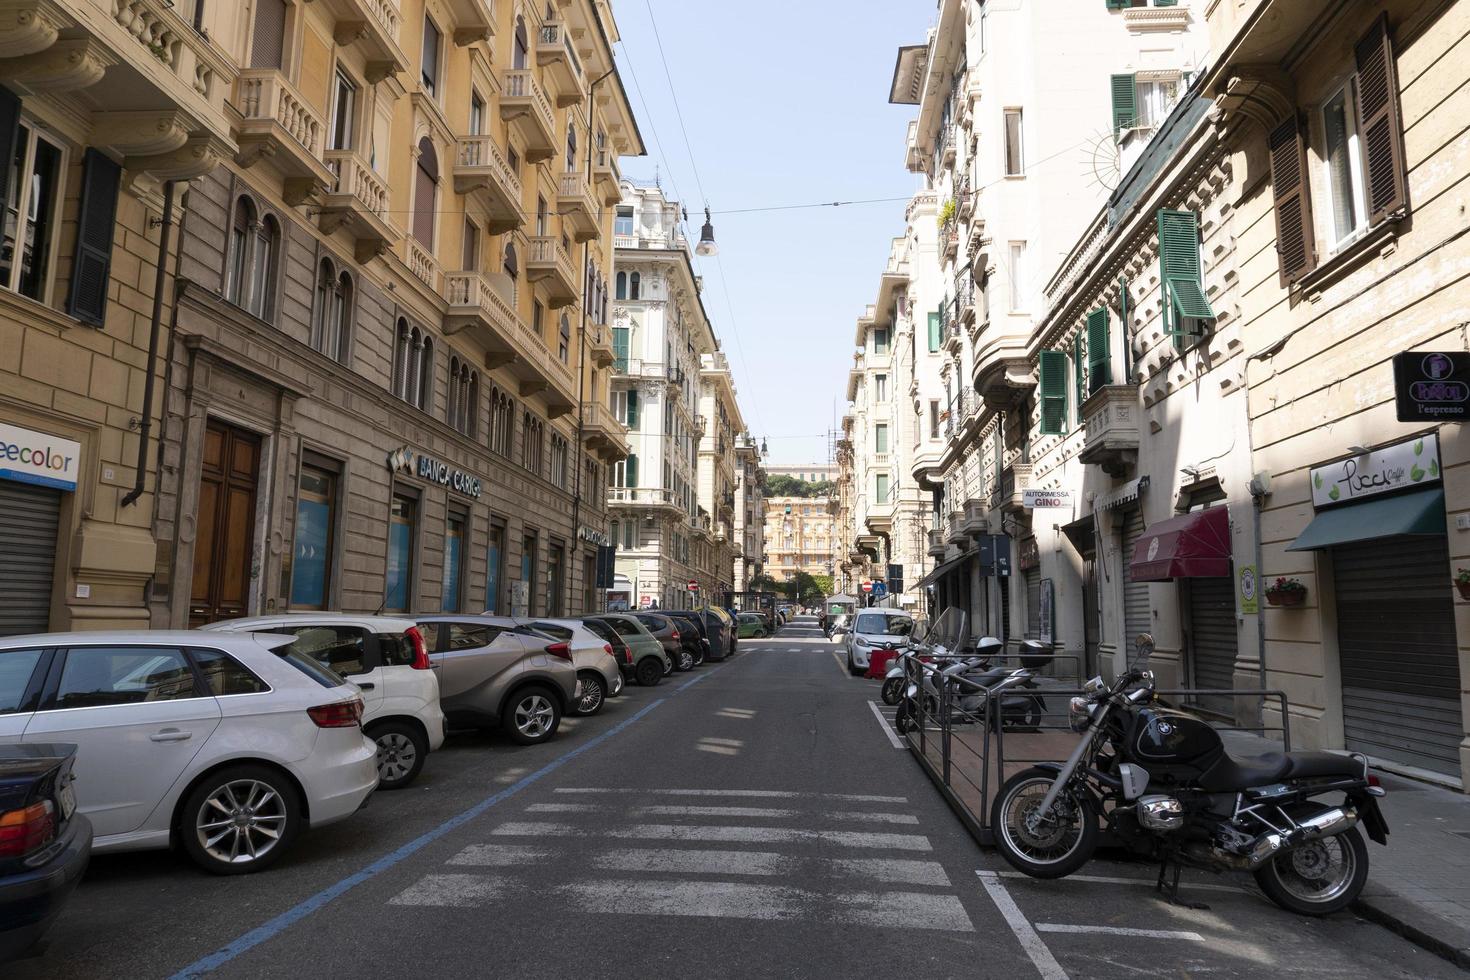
xmin=1253 ymin=826 xmax=1368 ymax=916
xmin=881 ymin=677 xmax=903 ymax=706
xmin=991 ymin=768 xmax=1099 ymax=879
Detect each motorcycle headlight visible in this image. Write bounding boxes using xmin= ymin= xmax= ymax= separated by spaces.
xmin=1068 ymin=697 xmax=1092 ymax=732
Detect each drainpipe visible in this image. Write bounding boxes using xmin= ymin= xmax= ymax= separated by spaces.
xmin=122 ymin=180 xmax=177 ymax=508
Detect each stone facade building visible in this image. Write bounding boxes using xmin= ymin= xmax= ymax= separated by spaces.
xmin=147 ymin=0 xmax=643 ymax=626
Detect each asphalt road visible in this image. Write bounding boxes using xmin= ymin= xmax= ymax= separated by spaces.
xmin=13 ymin=616 xmax=1459 ymax=979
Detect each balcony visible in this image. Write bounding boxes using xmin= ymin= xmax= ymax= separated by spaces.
xmin=937 ymin=127 xmax=955 ymax=170
xmin=405 ymin=237 xmax=439 ymax=291
xmin=961 ymin=500 xmax=989 ymax=538
xmin=233 ymin=69 xmax=334 ymax=203
xmin=536 ymin=19 xmax=585 ymax=106
xmin=585 ymin=402 xmax=629 ymax=460
xmin=500 ymin=69 xmax=557 ymax=162
xmin=319 ymin=150 xmax=398 ymax=262
xmin=593 ymin=149 xmax=622 ymax=206
xmin=526 ymin=235 xmax=579 ymax=308
xmin=927 ymin=528 xmax=947 ymax=558
xmin=453 ymin=135 xmax=525 ymax=233
xmin=956 ymin=174 xmax=973 ymax=221
xmin=443 ymin=0 xmax=495 ymax=44
xmin=941 ymin=217 xmax=959 ymax=263
xmin=946 ymin=508 xmax=967 ymax=546
xmin=993 ymin=463 xmax=1033 ymax=517
xmin=557 ymin=170 xmax=600 ymax=242
xmin=316 ymin=0 xmax=408 ymax=81
xmin=1080 ymin=385 xmax=1141 ymax=477
xmin=617 ymin=358 xmax=665 ymax=381
xmin=954 ymin=275 xmax=975 ymax=329
xmin=442 ymin=271 xmax=576 ymax=417
xmin=585 ymin=319 xmax=615 ymax=368
xmin=609 ymin=487 xmax=683 ymax=511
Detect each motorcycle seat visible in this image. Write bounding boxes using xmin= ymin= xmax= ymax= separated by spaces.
xmin=1198 ymin=752 xmax=1292 ymax=792
xmin=1284 ymin=751 xmax=1363 ymax=780
xmin=963 ymin=667 xmax=1011 ymax=687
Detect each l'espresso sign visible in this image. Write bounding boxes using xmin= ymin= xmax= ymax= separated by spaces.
xmin=1394 ymin=351 xmax=1470 ymax=422
xmin=1310 ymin=433 xmax=1440 ymax=508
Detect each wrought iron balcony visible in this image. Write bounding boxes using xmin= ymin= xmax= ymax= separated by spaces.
xmin=536 ymin=19 xmax=585 ymax=106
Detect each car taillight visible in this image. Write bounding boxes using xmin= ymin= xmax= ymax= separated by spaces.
xmin=546 ymin=641 xmax=573 ymax=662
xmin=406 ymin=625 xmax=431 ymax=669
xmin=603 ymin=643 xmax=614 ymax=657
xmin=308 ymin=698 xmax=364 ymax=728
xmin=671 ymin=629 xmax=681 ymax=642
xmin=1367 ymin=774 xmax=1381 ymax=788
xmin=622 ymin=646 xmax=633 ymax=665
xmin=0 ymin=800 xmax=55 ymax=858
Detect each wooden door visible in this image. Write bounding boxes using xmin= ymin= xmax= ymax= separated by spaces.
xmin=189 ymin=421 xmax=261 ymax=626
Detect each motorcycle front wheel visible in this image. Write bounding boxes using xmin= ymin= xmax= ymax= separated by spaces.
xmin=1253 ymin=825 xmax=1368 ymax=916
xmin=991 ymin=767 xmax=1099 ymax=879
xmin=881 ymin=677 xmax=904 ymax=706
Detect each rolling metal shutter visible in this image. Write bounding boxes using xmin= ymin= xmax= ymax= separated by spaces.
xmin=1334 ymin=536 xmax=1463 ymax=779
xmin=1122 ymin=509 xmax=1151 ymax=665
xmin=1024 ymin=565 xmax=1041 ymax=639
xmin=0 ymin=482 xmax=60 ymax=636
xmin=1188 ymin=574 xmax=1237 ymax=715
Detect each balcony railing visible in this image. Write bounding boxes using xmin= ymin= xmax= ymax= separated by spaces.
xmin=325 ymin=150 xmax=390 ymax=218
xmin=236 ymin=69 xmax=321 ymax=157
xmin=112 ymin=0 xmax=219 ymax=99
xmin=941 ymin=217 xmax=959 ymax=262
xmin=1080 ymin=385 xmax=1141 ymax=477
xmin=527 ymin=234 xmax=578 ymax=306
xmin=536 ymin=19 xmax=584 ymax=106
xmin=406 ymin=236 xmax=438 ymax=290
xmin=955 ymin=173 xmax=973 ymax=221
xmin=954 ymin=275 xmax=975 ymax=327
xmin=593 ymin=148 xmax=622 ymax=205
xmin=501 ymin=69 xmax=556 ymax=160
xmin=608 ymin=487 xmax=676 ymax=506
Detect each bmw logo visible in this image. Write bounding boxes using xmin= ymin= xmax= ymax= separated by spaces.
xmin=1156 ymin=722 xmax=1174 ymax=736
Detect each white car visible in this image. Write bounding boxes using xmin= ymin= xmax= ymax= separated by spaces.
xmin=845 ymin=609 xmax=918 ymax=675
xmin=0 ymin=630 xmax=377 ymax=874
xmin=522 ymin=618 xmax=624 ymax=715
xmin=204 ymin=614 xmax=445 ymax=790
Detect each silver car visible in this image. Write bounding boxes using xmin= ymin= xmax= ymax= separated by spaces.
xmin=521 ymin=619 xmax=624 ymax=715
xmin=414 ymin=616 xmax=579 ymax=744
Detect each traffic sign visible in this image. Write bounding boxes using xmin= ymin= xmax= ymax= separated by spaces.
xmin=860 ymin=581 xmax=873 ymax=593
xmin=687 ymin=579 xmax=699 ymax=592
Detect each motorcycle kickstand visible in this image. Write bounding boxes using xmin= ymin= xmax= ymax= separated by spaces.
xmin=1154 ymin=854 xmax=1210 ymax=911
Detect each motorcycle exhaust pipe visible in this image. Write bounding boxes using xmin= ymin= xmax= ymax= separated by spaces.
xmin=1245 ymin=807 xmax=1359 ymax=869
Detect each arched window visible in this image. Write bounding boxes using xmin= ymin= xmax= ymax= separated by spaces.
xmin=413 ymin=137 xmax=438 ymax=248
xmin=466 ymin=371 xmax=479 ymax=438
xmin=566 ymin=120 xmax=577 ymax=172
xmin=513 ymin=16 xmax=528 ymax=69
xmin=417 ymin=334 xmax=434 ymax=411
xmin=225 ymin=198 xmax=280 ymax=322
xmin=446 ymin=357 xmax=478 ymax=437
xmin=447 ymin=355 xmax=462 ymax=431
xmin=248 ymin=215 xmax=280 ymax=319
xmin=629 ymin=271 xmax=640 ymax=300
xmin=392 ymin=318 xmax=412 ymax=399
xmin=335 ymin=271 xmax=353 ymax=363
xmin=503 ymin=242 xmax=518 ymax=280
xmin=559 ymin=313 xmax=570 ymax=363
xmin=615 ymin=270 xmax=626 ymax=300
xmin=490 ymin=386 xmax=515 ymax=456
xmin=312 ymin=258 xmax=337 ymax=356
xmin=226 ymin=197 xmax=254 ymax=305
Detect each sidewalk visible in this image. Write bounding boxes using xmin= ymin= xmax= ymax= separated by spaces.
xmin=1353 ymin=770 xmax=1470 ymax=969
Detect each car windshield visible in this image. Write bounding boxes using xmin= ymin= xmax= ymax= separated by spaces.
xmin=854 ymin=612 xmax=913 ymax=637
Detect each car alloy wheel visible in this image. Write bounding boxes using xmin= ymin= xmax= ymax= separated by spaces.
xmin=576 ymin=674 xmax=606 ymax=716
xmin=375 ymin=731 xmax=418 ymax=787
xmin=196 ymin=778 xmax=287 ymax=866
xmin=514 ymin=694 xmax=556 ymax=739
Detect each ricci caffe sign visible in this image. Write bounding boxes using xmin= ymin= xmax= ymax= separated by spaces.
xmin=387 ymin=446 xmax=482 ymax=499
xmin=1310 ymin=433 xmax=1440 ymax=509
xmin=0 ymin=421 xmax=80 ymax=491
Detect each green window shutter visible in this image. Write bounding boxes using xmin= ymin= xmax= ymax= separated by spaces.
xmin=625 ymin=454 xmax=638 ymax=487
xmin=927 ymin=311 xmax=941 ymax=352
xmin=1086 ymin=307 xmax=1111 ymax=391
xmin=1072 ymin=335 xmax=1085 ymax=427
xmin=1038 ymin=349 xmax=1067 ymax=436
xmin=612 ymin=326 xmax=629 ymax=370
xmin=1110 ymin=74 xmax=1137 ymax=135
xmin=626 ymin=389 xmax=639 ymax=427
xmin=1157 ymin=209 xmax=1214 ymax=350
xmin=1105 ymin=0 xmax=1130 ymax=8
xmin=1153 ymin=0 xmax=1178 ymax=7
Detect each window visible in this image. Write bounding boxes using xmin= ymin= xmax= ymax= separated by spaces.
xmin=1086 ymin=307 xmax=1112 ymax=394
xmin=629 ymin=271 xmax=641 ymax=300
xmin=521 ymin=533 xmax=538 ymax=615
xmin=1157 ymin=209 xmax=1215 ymax=351
xmin=928 ymin=310 xmax=941 ymax=352
xmin=413 ymin=137 xmax=438 ymax=248
xmin=447 ymin=356 xmax=478 ymax=436
xmin=522 ymin=411 xmax=545 ymax=475
xmin=550 ymin=433 xmax=569 ymax=488
xmin=442 ymin=508 xmax=467 ymax=612
xmin=872 ymin=327 xmax=889 ymax=355
xmin=1004 ymin=108 xmax=1024 ymax=175
xmin=565 ymin=120 xmax=577 ymax=173
xmin=191 ymin=649 xmax=269 ymax=696
xmin=386 ymin=493 xmax=417 ymax=613
xmin=625 ymin=388 xmax=640 ymax=427
xmin=536 ymin=195 xmax=548 ymax=237
xmin=1322 ymin=80 xmax=1366 ymax=247
xmin=875 ymin=373 xmax=888 ymax=401
xmin=486 ymin=520 xmax=505 ymax=613
xmin=547 ymin=543 xmax=565 ymax=616
xmin=224 ymin=197 xmax=279 ymax=320
xmin=462 ymin=218 xmax=479 ymax=272
xmin=469 ymin=91 xmax=485 ymax=135
xmin=54 ymin=647 xmax=199 ymax=708
xmin=513 ymin=16 xmax=529 ymax=69
xmin=612 ymin=324 xmax=629 ymax=370
xmin=615 ymin=207 xmax=634 ymax=236
xmin=1008 ymin=241 xmax=1026 ymax=311
xmin=330 ymin=69 xmax=356 ymax=150
xmin=559 ymin=313 xmax=570 ymax=363
xmin=875 ymin=472 xmax=890 ymax=503
xmin=0 ymin=649 xmax=42 ymax=714
xmin=615 ymin=270 xmax=627 ymax=299
xmin=875 ymin=423 xmax=889 ymax=454
xmin=421 ymin=15 xmax=441 ymax=96
xmin=490 ymin=386 xmax=515 ymax=455
xmin=929 ymin=399 xmax=940 ymax=440
xmin=281 ymin=625 xmax=370 ymax=677
xmin=311 ymin=258 xmax=353 ymax=362
xmin=392 ymin=319 xmax=434 ymax=411
xmin=1134 ymin=76 xmax=1179 ymax=131
xmin=249 ymin=0 xmax=286 ymax=68
xmin=503 ymin=242 xmax=518 ymax=291
xmin=290 ymin=458 xmax=338 ymax=609
xmin=1038 ymin=349 xmax=1068 ymax=435
xmin=0 ymin=119 xmax=63 ymax=303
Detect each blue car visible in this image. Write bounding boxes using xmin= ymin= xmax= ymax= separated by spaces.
xmin=0 ymin=743 xmax=92 ymax=963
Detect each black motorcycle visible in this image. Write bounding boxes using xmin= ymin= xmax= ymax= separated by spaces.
xmin=989 ymin=668 xmax=1389 ymax=916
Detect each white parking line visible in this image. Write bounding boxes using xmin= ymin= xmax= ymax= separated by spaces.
xmin=976 ymin=871 xmax=1069 ymax=980
xmin=993 ymin=870 xmax=1247 ymax=894
xmin=1034 ymin=923 xmax=1206 ymax=941
xmin=446 ymin=844 xmax=550 ymax=867
xmin=491 ymin=822 xmax=933 ymax=851
xmin=592 ymin=848 xmax=791 ymax=877
xmin=388 ymin=873 xmax=505 ymax=907
xmin=868 ymin=700 xmax=904 ymax=749
xmin=552 ymin=787 xmax=908 ymax=803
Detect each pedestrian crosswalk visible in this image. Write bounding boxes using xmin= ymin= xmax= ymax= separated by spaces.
xmin=387 ymin=787 xmax=976 ymax=932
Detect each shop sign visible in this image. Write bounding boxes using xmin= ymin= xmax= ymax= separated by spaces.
xmin=1023 ymin=488 xmax=1073 ymax=509
xmin=0 ymin=422 xmax=80 ymax=491
xmin=579 ymin=526 xmax=610 ymax=547
xmin=1310 ymin=433 xmax=1440 ymax=509
xmin=387 ymin=447 xmax=482 ymax=499
xmin=1393 ymin=351 xmax=1470 ymax=422
xmin=1238 ymin=564 xmax=1258 ymax=615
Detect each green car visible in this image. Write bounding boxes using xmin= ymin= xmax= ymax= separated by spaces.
xmin=737 ymin=613 xmax=769 ymax=639
xmin=585 ymin=613 xmax=671 ymax=686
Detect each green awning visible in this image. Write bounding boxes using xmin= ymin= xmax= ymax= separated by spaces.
xmin=1286 ymin=487 xmax=1446 ymax=551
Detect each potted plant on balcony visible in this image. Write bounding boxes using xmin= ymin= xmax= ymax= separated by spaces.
xmin=1264 ymin=577 xmax=1307 ymax=607
xmin=1456 ymin=568 xmax=1470 ymax=600
xmin=938 ymin=198 xmax=956 ymax=228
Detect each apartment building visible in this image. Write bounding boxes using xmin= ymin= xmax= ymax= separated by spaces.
xmin=147 ymin=0 xmax=643 ymax=626
xmin=0 ymin=0 xmax=236 ymax=635
xmin=607 ymin=180 xmax=747 ymax=608
xmin=732 ymin=433 xmax=765 ymax=591
xmin=762 ymin=487 xmax=836 ymax=585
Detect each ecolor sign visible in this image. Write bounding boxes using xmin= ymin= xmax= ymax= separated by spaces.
xmin=1310 ymin=433 xmax=1440 ymax=508
xmin=1393 ymin=351 xmax=1470 ymax=421
xmin=0 ymin=422 xmax=80 ymax=491
xmin=387 ymin=446 xmax=482 ymax=498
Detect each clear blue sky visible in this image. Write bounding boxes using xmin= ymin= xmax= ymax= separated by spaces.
xmin=613 ymin=0 xmax=930 ymax=466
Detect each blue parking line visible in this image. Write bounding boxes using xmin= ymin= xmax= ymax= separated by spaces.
xmin=169 ymin=698 xmax=666 ymax=979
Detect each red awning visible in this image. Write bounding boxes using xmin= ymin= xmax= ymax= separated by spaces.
xmin=1128 ymin=506 xmax=1232 ymax=581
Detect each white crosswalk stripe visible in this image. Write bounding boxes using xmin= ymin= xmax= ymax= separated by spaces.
xmin=387 ymin=788 xmax=973 ymax=933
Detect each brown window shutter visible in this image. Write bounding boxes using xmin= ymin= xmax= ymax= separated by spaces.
xmin=1268 ymin=115 xmax=1316 ymax=287
xmin=1355 ymin=12 xmax=1408 ymax=224
xmin=67 ymin=148 xmax=122 ymax=327
xmin=0 ymin=85 xmax=20 ymax=209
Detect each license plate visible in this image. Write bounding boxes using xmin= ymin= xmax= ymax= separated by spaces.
xmin=59 ymin=778 xmax=77 ymax=820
